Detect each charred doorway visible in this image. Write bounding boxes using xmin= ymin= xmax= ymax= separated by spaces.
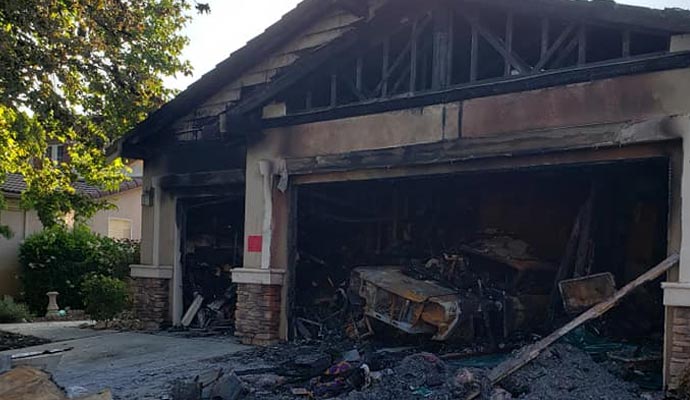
xmin=294 ymin=158 xmax=669 ymax=385
xmin=179 ymin=192 xmax=245 ymax=333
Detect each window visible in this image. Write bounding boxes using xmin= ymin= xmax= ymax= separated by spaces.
xmin=108 ymin=218 xmax=132 ymax=240
xmin=47 ymin=144 xmax=66 ymax=163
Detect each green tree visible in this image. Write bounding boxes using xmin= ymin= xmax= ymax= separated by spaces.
xmin=0 ymin=1 xmax=208 ymax=231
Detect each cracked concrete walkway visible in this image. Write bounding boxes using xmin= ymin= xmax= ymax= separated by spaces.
xmin=0 ymin=322 xmax=248 ymax=399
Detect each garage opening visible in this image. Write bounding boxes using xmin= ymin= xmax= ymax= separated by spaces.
xmin=179 ymin=192 xmax=245 ymax=333
xmin=294 ymin=158 xmax=669 ymax=387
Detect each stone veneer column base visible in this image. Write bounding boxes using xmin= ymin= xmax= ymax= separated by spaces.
xmin=129 ymin=265 xmax=172 ymax=330
xmin=663 ymin=282 xmax=690 ymax=390
xmin=234 ymin=283 xmax=282 ymax=345
xmin=668 ymin=306 xmax=690 ymax=390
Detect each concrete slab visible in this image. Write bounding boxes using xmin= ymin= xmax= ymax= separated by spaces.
xmin=0 ymin=328 xmax=248 ymax=399
xmin=0 ymin=321 xmax=110 ymax=342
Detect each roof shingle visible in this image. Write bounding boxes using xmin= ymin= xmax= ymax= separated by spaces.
xmin=1 ymin=173 xmax=142 ymax=198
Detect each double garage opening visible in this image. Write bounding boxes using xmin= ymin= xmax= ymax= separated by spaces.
xmin=293 ymin=156 xmax=671 ymax=387
xmin=176 ymin=153 xmax=674 ymax=388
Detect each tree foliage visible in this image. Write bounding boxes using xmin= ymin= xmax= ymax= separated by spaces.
xmin=0 ymin=0 xmax=206 ymax=229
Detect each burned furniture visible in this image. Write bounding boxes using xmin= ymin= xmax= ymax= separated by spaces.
xmin=349 ymin=266 xmax=503 ymax=341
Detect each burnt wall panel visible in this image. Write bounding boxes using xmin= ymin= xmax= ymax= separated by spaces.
xmin=161 ymin=142 xmax=247 ymax=175
xmin=462 ymin=68 xmax=690 ymax=137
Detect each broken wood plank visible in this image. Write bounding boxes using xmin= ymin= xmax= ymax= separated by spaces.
xmin=622 ymin=30 xmax=631 ymax=57
xmin=11 ymin=347 xmax=73 ymax=360
xmin=355 ymin=56 xmax=363 ymax=91
xmin=540 ymin=17 xmax=550 ymax=61
xmin=381 ymin=38 xmax=390 ymax=97
xmin=548 ymin=201 xmax=585 ymax=320
xmin=505 ymin=13 xmax=514 ymax=76
xmin=461 ymin=11 xmax=531 ymax=75
xmin=573 ymin=185 xmax=596 ymax=277
xmin=409 ymin=19 xmax=418 ymax=92
xmin=535 ymin=23 xmax=576 ymax=70
xmin=330 ymin=73 xmax=338 ymax=107
xmin=487 ymin=253 xmax=679 ymax=386
xmin=181 ymin=294 xmax=204 ymax=328
xmin=469 ymin=13 xmax=479 ymax=81
xmin=432 ymin=8 xmax=452 ymax=88
xmin=578 ymin=25 xmax=588 ymax=65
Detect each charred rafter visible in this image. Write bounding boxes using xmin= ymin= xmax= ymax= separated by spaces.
xmin=230 ymin=0 xmax=675 ymax=121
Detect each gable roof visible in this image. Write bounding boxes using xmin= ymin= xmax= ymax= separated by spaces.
xmin=121 ymin=0 xmax=690 ymax=152
xmin=2 ymin=174 xmax=142 ymax=199
xmin=119 ymin=0 xmax=345 ymax=150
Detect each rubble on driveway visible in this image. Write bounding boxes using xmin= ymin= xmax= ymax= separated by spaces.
xmin=165 ymin=255 xmax=679 ymax=399
xmin=0 ymin=330 xmax=50 ymax=351
xmin=169 ymin=340 xmax=663 ymax=400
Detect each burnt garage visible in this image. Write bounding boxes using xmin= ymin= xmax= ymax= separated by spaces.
xmin=119 ymin=0 xmax=690 ymax=391
xmin=294 ymin=157 xmax=670 ymax=345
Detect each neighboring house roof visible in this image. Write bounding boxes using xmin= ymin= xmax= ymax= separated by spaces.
xmin=119 ymin=0 xmax=690 ymax=152
xmin=1 ymin=174 xmax=143 ymax=199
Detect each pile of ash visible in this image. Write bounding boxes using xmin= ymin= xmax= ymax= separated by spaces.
xmin=176 ymin=342 xmax=662 ymax=400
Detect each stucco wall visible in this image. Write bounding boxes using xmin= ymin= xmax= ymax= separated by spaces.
xmin=0 ymin=188 xmax=143 ymax=298
xmin=0 ymin=200 xmax=42 ymax=296
xmin=462 ymin=68 xmax=690 ymax=138
xmin=86 ymin=187 xmax=143 ymax=241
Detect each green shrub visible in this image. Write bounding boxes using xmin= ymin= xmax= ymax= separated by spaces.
xmin=0 ymin=299 xmax=32 ymax=323
xmin=19 ymin=225 xmax=139 ymax=314
xmin=81 ymin=274 xmax=129 ymax=321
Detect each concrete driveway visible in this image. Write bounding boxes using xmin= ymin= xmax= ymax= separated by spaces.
xmin=0 ymin=322 xmax=248 ymax=399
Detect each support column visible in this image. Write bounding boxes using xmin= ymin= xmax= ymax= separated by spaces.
xmin=232 ymin=160 xmax=288 ymax=345
xmin=663 ymin=116 xmax=690 ymax=390
xmin=129 ymin=265 xmax=173 ymax=330
xmin=129 ymin=179 xmax=176 ymax=328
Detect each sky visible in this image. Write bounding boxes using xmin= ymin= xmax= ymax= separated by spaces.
xmin=165 ymin=0 xmax=690 ymax=91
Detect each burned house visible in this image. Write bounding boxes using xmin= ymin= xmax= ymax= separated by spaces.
xmin=117 ymin=0 xmax=690 ymax=390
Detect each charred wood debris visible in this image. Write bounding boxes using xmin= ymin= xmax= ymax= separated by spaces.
xmin=172 ymin=193 xmax=674 ymax=399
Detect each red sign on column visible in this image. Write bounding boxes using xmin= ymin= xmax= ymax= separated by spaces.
xmin=247 ymin=235 xmax=263 ymax=253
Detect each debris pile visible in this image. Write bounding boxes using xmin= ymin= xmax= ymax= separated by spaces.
xmin=0 ymin=331 xmax=50 ymax=351
xmin=294 ymin=230 xmax=559 ymax=345
xmin=501 ymin=344 xmax=645 ymax=400
xmin=179 ymin=341 xmax=662 ymax=400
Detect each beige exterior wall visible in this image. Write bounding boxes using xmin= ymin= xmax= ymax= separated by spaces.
xmin=0 ymin=199 xmax=42 ymax=296
xmin=462 ymin=68 xmax=690 ymax=138
xmin=0 ymin=187 xmax=143 ymax=297
xmin=86 ymin=187 xmax=143 ymax=241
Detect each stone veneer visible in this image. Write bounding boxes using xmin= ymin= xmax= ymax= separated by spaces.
xmin=668 ymin=306 xmax=690 ymax=389
xmin=129 ymin=277 xmax=170 ymax=330
xmin=234 ymin=283 xmax=282 ymax=345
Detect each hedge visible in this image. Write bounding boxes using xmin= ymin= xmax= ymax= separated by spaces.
xmin=19 ymin=225 xmax=139 ymax=314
